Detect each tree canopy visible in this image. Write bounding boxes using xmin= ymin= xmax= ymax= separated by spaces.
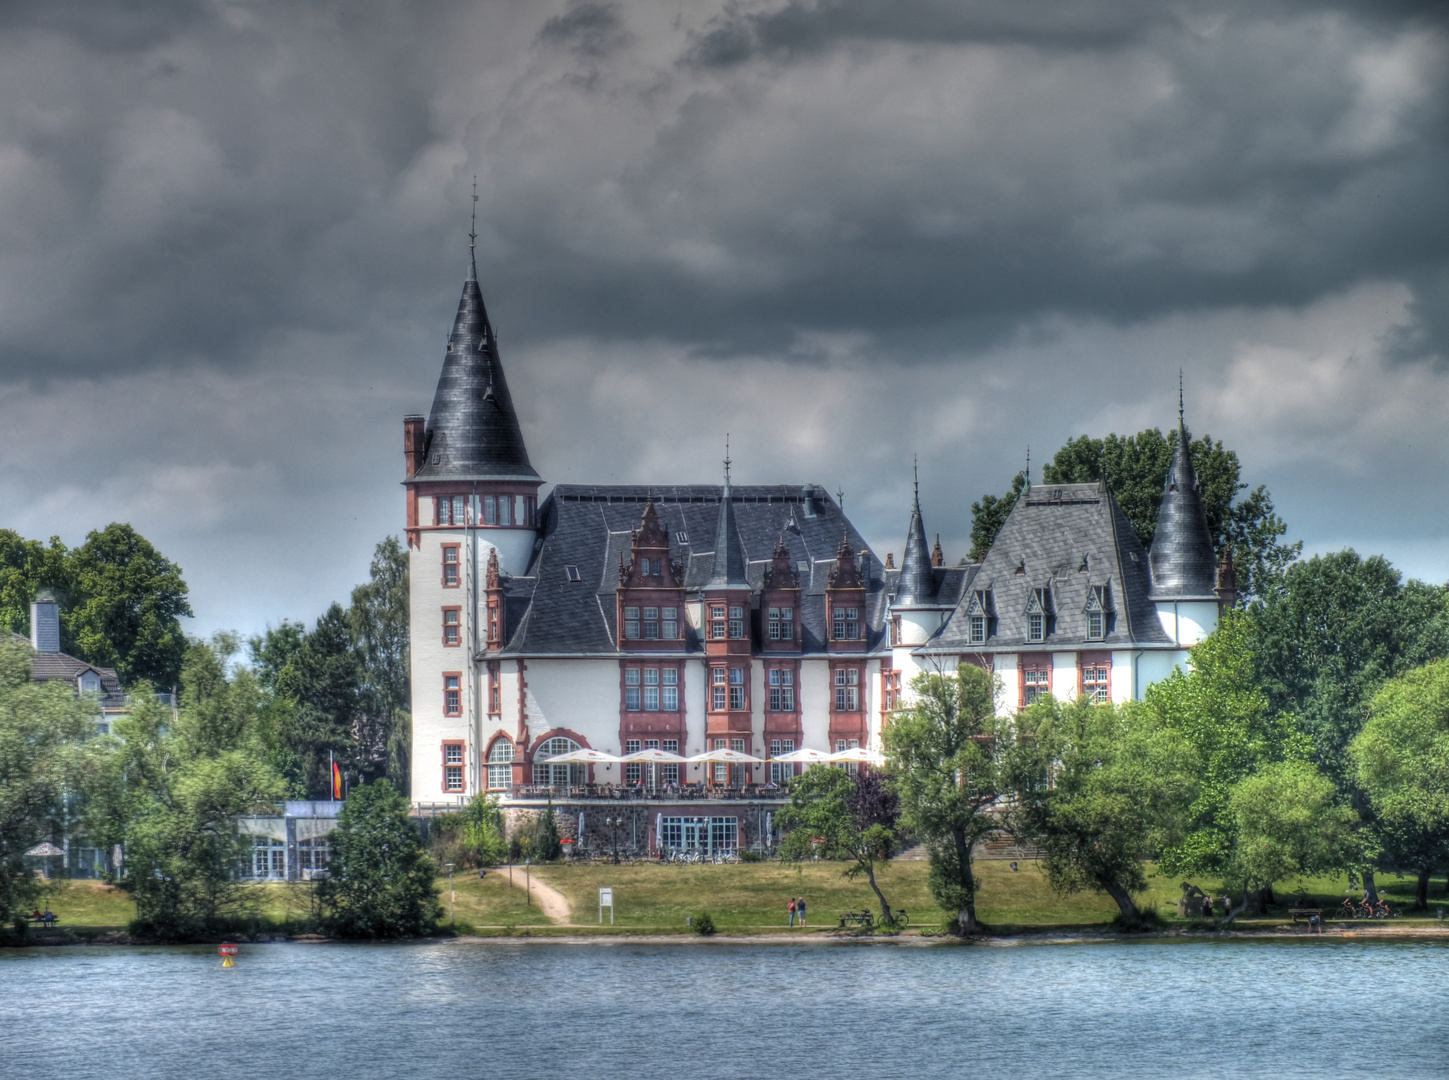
xmin=0 ymin=524 xmax=192 ymax=688
xmin=1008 ymin=695 xmax=1196 ymax=920
xmin=887 ymin=664 xmax=1010 ymax=934
xmin=969 ymin=427 xmax=1299 ymax=601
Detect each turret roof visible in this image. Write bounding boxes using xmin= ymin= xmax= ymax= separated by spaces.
xmin=412 ymin=260 xmax=539 ymax=483
xmin=894 ymin=470 xmax=936 ymax=606
xmin=1148 ymin=412 xmax=1217 ymax=600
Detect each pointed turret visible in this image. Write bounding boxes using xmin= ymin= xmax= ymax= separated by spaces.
xmin=413 ymin=264 xmax=539 ymax=482
xmin=1149 ymin=396 xmax=1217 ymax=599
xmin=707 ymin=458 xmax=748 ymax=590
xmin=895 ymin=464 xmax=935 ymax=605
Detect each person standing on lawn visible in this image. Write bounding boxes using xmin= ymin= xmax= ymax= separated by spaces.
xmin=788 ymin=898 xmax=797 ymax=927
xmin=798 ymin=897 xmax=807 ymax=927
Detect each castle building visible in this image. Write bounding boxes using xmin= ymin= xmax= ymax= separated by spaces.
xmin=403 ymin=256 xmax=1234 ymax=847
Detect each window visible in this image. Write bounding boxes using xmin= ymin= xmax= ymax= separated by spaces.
xmin=833 ymin=606 xmax=859 ymax=641
xmin=729 ymin=606 xmax=744 ymax=639
xmin=882 ymin=669 xmax=901 ymax=713
xmin=443 ymin=674 xmax=461 ymax=716
xmin=453 ymin=496 xmax=466 ymax=525
xmin=442 ymin=545 xmax=460 ymax=587
xmin=662 ymin=607 xmax=678 ymax=640
xmin=626 ymin=738 xmax=642 ymax=783
xmin=483 ymin=495 xmax=497 ymax=525
xmin=1023 ymin=666 xmax=1051 ymax=705
xmin=436 ymin=497 xmax=451 ymax=526
xmin=769 ymin=668 xmax=795 ymax=711
xmin=533 ymin=736 xmax=584 ymax=786
xmin=297 ymin=837 xmax=329 ymax=873
xmin=488 ymin=662 xmax=501 ymax=715
xmin=969 ymin=614 xmax=986 ymax=644
xmin=712 ymin=667 xmax=726 ymax=710
xmin=625 ymin=668 xmax=641 ymax=711
xmin=1082 ymin=665 xmax=1110 ymax=704
xmin=488 ymin=601 xmax=499 ymax=644
xmin=1027 ymin=612 xmax=1045 ymax=643
xmin=709 ymin=605 xmax=726 ymax=640
xmin=644 ymin=667 xmax=660 ymax=710
xmin=443 ymin=740 xmax=464 ymax=792
xmin=565 ymin=565 xmax=582 ymax=583
xmin=498 ymin=496 xmax=512 ymax=527
xmin=624 ymin=606 xmax=640 ymax=640
xmin=487 ymin=738 xmax=514 ymax=790
xmin=729 ymin=667 xmax=745 ymax=710
xmin=1086 ymin=610 xmax=1105 ymax=641
xmin=770 ymin=739 xmax=795 ymax=785
xmin=662 ymin=668 xmax=679 ymax=711
xmin=252 ymin=836 xmax=286 ymax=880
xmin=661 ymin=738 xmax=680 ymax=784
xmin=768 ymin=607 xmax=794 ymax=641
xmin=643 ymin=607 xmax=659 ymax=639
xmin=834 ymin=667 xmax=860 ymax=711
xmin=443 ymin=607 xmax=460 ymax=646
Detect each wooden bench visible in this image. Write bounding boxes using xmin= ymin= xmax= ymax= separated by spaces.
xmin=1288 ymin=908 xmax=1322 ymax=924
xmin=27 ymin=914 xmax=59 ymax=928
xmin=838 ymin=910 xmax=873 ymax=928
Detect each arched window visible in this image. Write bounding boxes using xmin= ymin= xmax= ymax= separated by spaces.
xmin=532 ymin=736 xmax=584 ymax=787
xmin=487 ymin=738 xmax=515 ymax=791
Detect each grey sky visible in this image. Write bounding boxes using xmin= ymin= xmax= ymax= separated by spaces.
xmin=0 ymin=0 xmax=1446 ymax=640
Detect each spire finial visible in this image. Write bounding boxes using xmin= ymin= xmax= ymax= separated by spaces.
xmin=465 ymin=176 xmax=480 ymax=282
xmin=835 ymin=485 xmax=845 ymax=512
xmin=1025 ymin=444 xmax=1031 ymax=485
xmin=913 ymin=454 xmax=920 ymax=509
xmin=723 ymin=433 xmax=731 ymax=489
xmin=1178 ymin=368 xmax=1184 ymax=427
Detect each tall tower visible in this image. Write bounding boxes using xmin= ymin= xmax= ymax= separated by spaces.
xmin=405 ymin=246 xmax=542 ymax=801
xmin=1148 ymin=392 xmax=1219 ymax=647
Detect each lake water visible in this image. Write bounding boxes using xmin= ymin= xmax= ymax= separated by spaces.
xmin=2 ymin=938 xmax=1446 ymax=1079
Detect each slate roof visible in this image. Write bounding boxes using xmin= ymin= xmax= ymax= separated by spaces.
xmin=923 ymin=481 xmax=1172 ymax=653
xmin=1148 ymin=420 xmax=1218 ymax=599
xmin=9 ymin=633 xmax=125 ymax=703
xmin=894 ymin=486 xmax=936 ymax=606
xmin=497 ymin=485 xmax=890 ymax=656
xmin=706 ymin=479 xmax=749 ymax=589
xmin=412 ymin=264 xmax=540 ymax=483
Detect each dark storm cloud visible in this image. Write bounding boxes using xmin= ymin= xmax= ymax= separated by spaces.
xmin=1 ymin=0 xmax=1447 ymax=635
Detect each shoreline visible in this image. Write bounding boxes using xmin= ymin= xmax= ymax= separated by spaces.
xmin=9 ymin=922 xmax=1449 ymax=949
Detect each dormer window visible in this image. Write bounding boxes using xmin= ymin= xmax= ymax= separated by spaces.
xmin=662 ymin=607 xmax=678 ymax=640
xmin=643 ymin=607 xmax=659 ymax=639
xmin=768 ymin=607 xmax=794 ymax=641
xmin=565 ymin=565 xmax=582 ymax=582
xmin=833 ymin=606 xmax=859 ymax=641
xmin=969 ymin=614 xmax=987 ymax=644
xmin=966 ymin=589 xmax=993 ymax=645
xmin=729 ymin=606 xmax=745 ymax=639
xmin=1082 ymin=584 xmax=1113 ymax=642
xmin=709 ymin=605 xmax=727 ymax=640
xmin=1024 ymin=587 xmax=1051 ymax=643
xmin=624 ymin=607 xmax=640 ymax=639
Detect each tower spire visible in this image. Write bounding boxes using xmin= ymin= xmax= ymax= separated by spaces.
xmin=896 ymin=458 xmax=934 ymax=605
xmin=1149 ymin=389 xmax=1216 ymax=599
xmin=467 ymin=175 xmax=478 ymax=283
xmin=723 ymin=434 xmax=732 ymax=493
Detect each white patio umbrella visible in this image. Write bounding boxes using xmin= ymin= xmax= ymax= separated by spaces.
xmin=619 ymin=748 xmax=688 ymax=764
xmin=825 ymin=746 xmax=886 ymax=765
xmin=771 ymin=747 xmax=832 ymax=765
xmin=25 ymin=842 xmax=64 ymax=857
xmin=687 ymin=748 xmax=765 ymax=764
xmin=541 ymin=748 xmax=622 ymax=764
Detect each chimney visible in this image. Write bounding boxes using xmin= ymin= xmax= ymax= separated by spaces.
xmin=1215 ymin=548 xmax=1237 ymax=615
xmin=30 ymin=592 xmax=60 ymax=653
xmin=403 ymin=415 xmax=426 ymax=478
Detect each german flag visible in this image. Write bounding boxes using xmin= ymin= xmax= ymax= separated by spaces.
xmin=332 ymin=760 xmax=343 ymax=800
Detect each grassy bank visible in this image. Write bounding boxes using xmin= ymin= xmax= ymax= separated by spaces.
xmin=16 ymin=862 xmax=1449 ymax=941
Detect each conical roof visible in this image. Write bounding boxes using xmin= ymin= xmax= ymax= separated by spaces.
xmin=706 ymin=476 xmax=749 ymax=590
xmin=895 ymin=479 xmax=935 ymax=606
xmin=413 ymin=262 xmax=539 ymax=483
xmin=1149 ymin=417 xmax=1217 ymax=599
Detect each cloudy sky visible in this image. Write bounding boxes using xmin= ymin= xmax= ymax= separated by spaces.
xmin=1 ymin=0 xmax=1446 ymax=640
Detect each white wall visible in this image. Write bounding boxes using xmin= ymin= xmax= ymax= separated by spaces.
xmin=522 ymin=658 xmax=621 ymax=752
xmin=1155 ymin=600 xmax=1220 ymax=647
xmin=1052 ymin=652 xmax=1079 ymax=700
xmin=799 ymin=661 xmax=832 ymax=751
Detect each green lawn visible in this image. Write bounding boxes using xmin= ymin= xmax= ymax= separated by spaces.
xmin=26 ymin=863 xmax=1449 ymax=937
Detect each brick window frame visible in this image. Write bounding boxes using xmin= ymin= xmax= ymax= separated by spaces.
xmin=441 ymin=544 xmax=461 ymax=588
xmin=487 ymin=661 xmax=502 ymax=716
xmin=442 ymin=606 xmax=462 ymax=647
xmin=1019 ymin=656 xmax=1052 ymax=709
xmin=1079 ymin=650 xmax=1111 ymax=704
xmin=443 ymin=671 xmax=462 ymax=716
xmin=442 ymin=740 xmax=465 ymax=793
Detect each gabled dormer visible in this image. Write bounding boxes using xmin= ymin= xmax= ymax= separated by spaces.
xmin=762 ymin=534 xmax=801 ymax=652
xmin=1023 ymin=584 xmax=1055 ymax=644
xmin=1081 ymin=582 xmax=1114 ymax=642
xmin=827 ymin=533 xmax=867 ymax=653
xmin=965 ymin=587 xmax=996 ymax=645
xmin=617 ymin=497 xmax=686 ymax=651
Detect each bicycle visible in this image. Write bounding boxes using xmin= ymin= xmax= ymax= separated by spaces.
xmin=878 ymin=908 xmax=909 ymax=929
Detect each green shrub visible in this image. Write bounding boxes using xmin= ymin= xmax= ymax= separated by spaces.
xmin=692 ymin=911 xmax=717 ymax=936
xmin=740 ymin=850 xmax=764 ymax=862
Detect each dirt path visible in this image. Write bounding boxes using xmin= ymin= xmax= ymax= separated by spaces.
xmin=499 ymin=865 xmax=572 ymax=924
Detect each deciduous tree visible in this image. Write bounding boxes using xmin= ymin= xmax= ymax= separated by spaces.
xmin=1350 ymin=660 xmax=1449 ymax=909
xmin=317 ymin=779 xmax=440 ymax=938
xmin=0 ymin=639 xmax=99 ymax=933
xmin=778 ymin=766 xmax=902 ymax=924
xmin=1008 ymin=696 xmax=1196 ymax=920
xmin=887 ymin=665 xmax=1009 ymax=934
